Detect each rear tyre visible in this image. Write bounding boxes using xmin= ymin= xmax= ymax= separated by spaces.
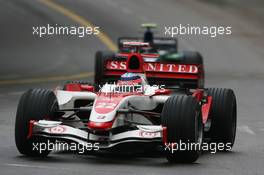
xmin=94 ymin=51 xmax=115 ymax=87
xmin=161 ymin=95 xmax=203 ymax=163
xmin=181 ymin=51 xmax=203 ymax=64
xmin=181 ymin=51 xmax=204 ymax=89
xmin=207 ymin=88 xmax=237 ymax=150
xmin=15 ymin=89 xmax=59 ymax=157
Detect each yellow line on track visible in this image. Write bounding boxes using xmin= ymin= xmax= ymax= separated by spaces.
xmin=0 ymin=72 xmax=94 ymax=85
xmin=0 ymin=0 xmax=117 ymax=86
xmin=39 ymin=0 xmax=117 ymax=51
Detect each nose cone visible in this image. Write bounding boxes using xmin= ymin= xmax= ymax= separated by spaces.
xmin=88 ymin=93 xmax=125 ymax=130
xmin=87 ymin=121 xmax=113 ymax=130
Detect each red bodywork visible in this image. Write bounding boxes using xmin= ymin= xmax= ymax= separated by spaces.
xmin=192 ymin=89 xmax=212 ymax=124
xmin=64 ymin=83 xmax=94 ymax=92
xmin=105 ymin=53 xmax=203 ymax=81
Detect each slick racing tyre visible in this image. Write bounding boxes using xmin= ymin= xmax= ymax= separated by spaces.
xmin=161 ymin=95 xmax=203 ymax=163
xmin=15 ymin=89 xmax=59 ymax=157
xmin=206 ymin=88 xmax=237 ymax=150
xmin=181 ymin=51 xmax=203 ymax=64
xmin=94 ymin=51 xmax=115 ymax=87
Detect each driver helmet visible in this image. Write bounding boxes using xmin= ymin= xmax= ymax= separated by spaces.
xmin=119 ymin=73 xmax=144 ymax=85
xmin=117 ymin=73 xmax=146 ymax=93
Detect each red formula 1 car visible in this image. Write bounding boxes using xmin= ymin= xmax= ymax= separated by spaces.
xmin=15 ymin=42 xmax=237 ymax=163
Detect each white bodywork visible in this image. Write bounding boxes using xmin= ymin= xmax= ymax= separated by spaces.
xmin=30 ymin=86 xmax=170 ymax=149
xmin=55 ymin=86 xmax=169 ymax=124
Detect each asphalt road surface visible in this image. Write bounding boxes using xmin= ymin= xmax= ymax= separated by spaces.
xmin=0 ymin=0 xmax=264 ymax=174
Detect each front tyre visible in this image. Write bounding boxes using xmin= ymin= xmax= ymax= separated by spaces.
xmin=15 ymin=89 xmax=59 ymax=157
xmin=161 ymin=95 xmax=203 ymax=163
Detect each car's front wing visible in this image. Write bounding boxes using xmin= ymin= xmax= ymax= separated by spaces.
xmin=29 ymin=120 xmax=166 ymax=149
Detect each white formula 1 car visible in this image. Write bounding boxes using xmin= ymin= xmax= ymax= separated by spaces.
xmin=15 ymin=42 xmax=237 ymax=163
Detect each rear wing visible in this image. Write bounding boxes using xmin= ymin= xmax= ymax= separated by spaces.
xmin=103 ymin=58 xmax=204 ymax=89
xmin=118 ymin=37 xmax=178 ymax=52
